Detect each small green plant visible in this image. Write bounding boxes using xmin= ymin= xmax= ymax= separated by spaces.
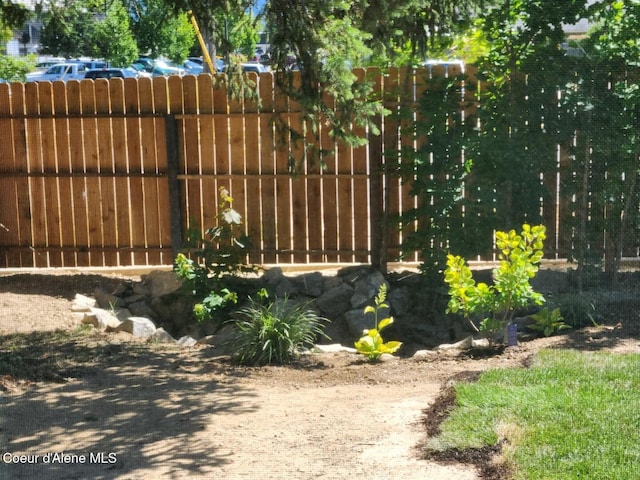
xmin=444 ymin=224 xmax=546 ymax=341
xmin=354 ymin=284 xmax=402 ymax=361
xmin=175 ymin=186 xmax=257 ymax=323
xmin=528 ymin=307 xmax=571 ymax=337
xmin=232 ymin=292 xmax=329 ymax=366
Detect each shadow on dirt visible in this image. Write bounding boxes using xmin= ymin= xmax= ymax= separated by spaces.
xmin=0 ymin=330 xmax=258 ymax=479
xmin=0 ymin=273 xmax=126 ymax=300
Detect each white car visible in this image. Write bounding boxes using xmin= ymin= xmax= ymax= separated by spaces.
xmin=26 ymin=63 xmax=88 ymax=82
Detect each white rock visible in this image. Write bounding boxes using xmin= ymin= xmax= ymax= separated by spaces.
xmin=114 ymin=317 xmax=157 ymax=338
xmin=471 ymin=338 xmax=491 ymax=348
xmin=177 ymin=336 xmax=198 ymax=347
xmin=72 ymin=294 xmax=96 ymax=312
xmin=437 ymin=336 xmax=473 ymax=350
xmin=194 ymin=335 xmax=214 ymax=346
xmin=82 ymin=308 xmax=122 ymax=330
xmin=313 ymin=343 xmax=357 ymax=353
xmin=149 ymin=327 xmax=177 ymax=344
xmin=412 ymin=349 xmax=437 ymax=359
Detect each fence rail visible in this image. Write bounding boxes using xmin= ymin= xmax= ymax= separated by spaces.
xmin=0 ymin=66 xmax=625 ymax=269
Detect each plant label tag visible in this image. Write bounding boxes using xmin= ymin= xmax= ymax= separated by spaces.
xmin=507 ymin=323 xmax=518 ymax=346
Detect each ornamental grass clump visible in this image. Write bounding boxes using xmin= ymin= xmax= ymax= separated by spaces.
xmin=232 ymin=291 xmax=329 ymax=366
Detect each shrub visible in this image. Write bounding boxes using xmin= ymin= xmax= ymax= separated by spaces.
xmin=354 ymin=284 xmax=402 ymax=361
xmin=528 ymin=307 xmax=571 ymax=337
xmin=174 ymin=186 xmax=258 ymax=323
xmin=232 ymin=292 xmax=329 ymax=366
xmin=444 ymin=224 xmax=546 ymax=341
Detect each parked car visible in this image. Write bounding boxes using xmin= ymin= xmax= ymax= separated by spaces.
xmin=26 ymin=63 xmax=88 ymax=82
xmin=238 ymin=63 xmax=270 ymax=74
xmin=133 ymin=57 xmax=184 ymax=77
xmin=183 ymin=59 xmax=203 ymax=75
xmin=84 ymin=68 xmax=140 ymax=80
xmin=69 ymin=59 xmax=108 ymax=70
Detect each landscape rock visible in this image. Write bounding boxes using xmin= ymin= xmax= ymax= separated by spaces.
xmin=113 ymin=317 xmax=157 ymax=338
xmin=93 ymin=287 xmax=125 ymax=310
xmin=143 ymin=270 xmax=183 ymax=298
xmin=411 ymin=349 xmax=438 ymax=359
xmin=71 ymin=294 xmax=96 ymax=312
xmin=437 ymin=335 xmax=473 ymax=350
xmin=316 ymin=284 xmax=354 ymax=318
xmin=313 ymin=343 xmax=357 ymax=353
xmin=149 ymin=327 xmax=177 ymax=344
xmin=128 ymin=300 xmax=156 ymax=319
xmin=81 ymin=308 xmax=122 ymax=330
xmin=293 ymin=272 xmax=324 ymax=297
xmin=177 ymin=336 xmax=198 ymax=347
xmin=345 ymin=308 xmax=371 ymax=339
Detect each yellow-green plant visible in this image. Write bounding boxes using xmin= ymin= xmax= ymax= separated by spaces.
xmin=529 ymin=307 xmax=571 ymax=337
xmin=444 ymin=224 xmax=547 ymax=341
xmin=354 ymin=284 xmax=402 ymax=361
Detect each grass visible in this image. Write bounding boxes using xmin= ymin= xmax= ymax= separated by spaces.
xmin=428 ymin=349 xmax=640 ymax=480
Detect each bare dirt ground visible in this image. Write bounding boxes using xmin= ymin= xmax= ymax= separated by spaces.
xmin=0 ymin=271 xmax=638 ymax=480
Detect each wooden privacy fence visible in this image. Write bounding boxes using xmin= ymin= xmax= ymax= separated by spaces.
xmin=0 ymin=65 xmax=605 ymax=269
xmin=1 ymin=67 xmax=453 ymax=268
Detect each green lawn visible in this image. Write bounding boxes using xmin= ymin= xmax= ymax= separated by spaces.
xmin=428 ymin=349 xmax=640 ymax=480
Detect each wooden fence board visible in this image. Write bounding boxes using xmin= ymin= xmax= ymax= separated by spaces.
xmin=257 ymin=73 xmax=277 ymax=263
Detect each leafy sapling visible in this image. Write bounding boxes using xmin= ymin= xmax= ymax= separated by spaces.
xmin=175 ymin=186 xmax=256 ymax=323
xmin=444 ymin=224 xmax=547 ymax=342
xmin=354 ymin=284 xmax=402 ymax=361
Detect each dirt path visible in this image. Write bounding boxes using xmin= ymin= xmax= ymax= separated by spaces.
xmin=1 ymin=271 xmax=639 ymax=480
xmin=1 ymin=344 xmax=482 ymax=480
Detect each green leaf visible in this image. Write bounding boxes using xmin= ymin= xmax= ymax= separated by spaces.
xmin=378 ymin=317 xmax=394 ymax=330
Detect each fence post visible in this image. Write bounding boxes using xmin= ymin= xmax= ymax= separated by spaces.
xmin=165 ymin=114 xmax=183 ymax=260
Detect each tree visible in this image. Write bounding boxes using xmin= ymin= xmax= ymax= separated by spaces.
xmin=561 ymin=1 xmax=640 ymax=282
xmin=40 ymin=3 xmax=96 ymax=58
xmin=91 ymin=1 xmax=138 ymax=66
xmin=129 ymin=0 xmax=195 ymax=62
xmin=459 ymin=1 xmax=587 ymax=253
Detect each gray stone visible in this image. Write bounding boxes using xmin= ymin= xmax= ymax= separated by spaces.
xmin=388 ymin=286 xmax=412 ymax=316
xmin=177 ymin=336 xmax=198 ymax=347
xmin=263 ymin=266 xmax=285 ymax=284
xmin=315 ymin=284 xmax=354 ymax=318
xmin=128 ymin=300 xmax=156 ymax=319
xmin=82 ymin=308 xmax=122 ymax=330
xmin=262 ymin=267 xmax=297 ymax=297
xmin=123 ymin=294 xmax=148 ymax=306
xmin=113 ymin=307 xmax=132 ymax=322
xmin=93 ymin=287 xmax=125 ymax=310
xmin=149 ymin=327 xmax=177 ymax=344
xmin=322 ymin=275 xmax=343 ymax=291
xmin=112 ymin=282 xmax=133 ymax=297
xmin=132 ymin=283 xmax=151 ymax=296
xmin=149 ymin=297 xmax=172 ymax=322
xmin=293 ymin=272 xmax=324 ymax=297
xmin=114 ymin=317 xmax=157 ymax=338
xmin=351 ymin=271 xmax=388 ymax=309
xmin=144 ymin=270 xmax=183 ymax=298
xmin=531 ymin=270 xmax=570 ymax=295
xmin=168 ymin=296 xmax=196 ymax=329
xmin=71 ymin=294 xmax=96 ymax=312
xmin=345 ymin=308 xmax=372 ymax=338
xmin=338 ymin=265 xmax=372 ymax=284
